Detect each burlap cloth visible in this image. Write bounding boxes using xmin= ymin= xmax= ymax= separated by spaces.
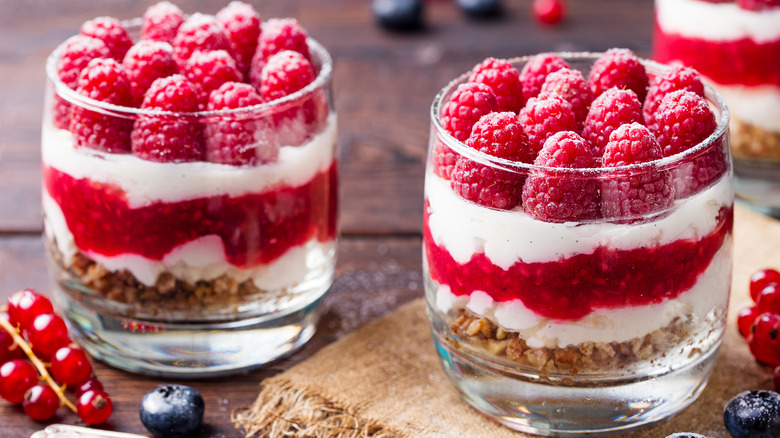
xmin=233 ymin=204 xmax=778 ymax=438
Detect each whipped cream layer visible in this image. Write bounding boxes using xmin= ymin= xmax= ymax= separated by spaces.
xmin=42 ymin=114 xmax=338 ymax=208
xmin=435 ymin=240 xmax=732 ymax=349
xmin=718 ymin=84 xmax=780 ymax=133
xmin=656 ymin=0 xmax=780 ymax=44
xmin=425 ymin=173 xmax=732 ymax=268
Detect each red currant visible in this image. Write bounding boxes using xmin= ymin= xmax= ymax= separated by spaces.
xmin=748 ymin=312 xmax=780 ymax=365
xmin=77 ymin=389 xmax=113 ymax=425
xmin=75 ymin=378 xmax=104 ymax=398
xmin=24 ymin=313 xmax=69 ymax=359
xmin=23 ymin=384 xmax=59 ymax=421
xmin=7 ymin=289 xmax=53 ymax=330
xmin=0 ymin=328 xmax=23 ymax=363
xmin=758 ymin=283 xmax=780 ymax=313
xmin=50 ymin=346 xmax=93 ymax=386
xmin=750 ymin=269 xmax=780 ymax=302
xmin=533 ymin=0 xmax=565 ymax=25
xmin=0 ymin=359 xmax=39 ymax=403
xmin=738 ymin=306 xmax=760 ymax=338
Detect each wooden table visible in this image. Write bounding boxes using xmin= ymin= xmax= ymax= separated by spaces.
xmin=0 ymin=0 xmax=657 ymax=436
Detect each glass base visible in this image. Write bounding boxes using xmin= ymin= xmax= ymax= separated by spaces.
xmin=431 ymin=331 xmax=719 ymax=437
xmin=734 ymin=157 xmax=780 ymax=218
xmin=52 ymin=285 xmax=323 ymax=377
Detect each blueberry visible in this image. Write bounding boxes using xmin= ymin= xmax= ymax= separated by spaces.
xmin=723 ymin=390 xmax=780 ymax=438
xmin=140 ymin=384 xmax=205 ymax=438
xmin=666 ymin=433 xmax=708 ymax=438
xmin=456 ymin=0 xmax=503 ymax=18
xmin=372 ymin=0 xmax=423 ymax=30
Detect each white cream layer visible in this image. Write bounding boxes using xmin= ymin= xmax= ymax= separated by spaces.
xmin=656 ymin=0 xmax=780 ymax=44
xmin=41 ymin=114 xmax=338 ymax=208
xmin=44 ymin=191 xmax=335 ymax=289
xmin=425 ymin=173 xmax=732 ymax=267
xmin=717 ymin=84 xmax=780 ymax=133
xmin=435 ymin=240 xmax=732 ymax=349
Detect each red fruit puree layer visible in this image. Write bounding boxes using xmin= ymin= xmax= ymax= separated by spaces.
xmin=653 ymin=19 xmax=780 ymax=87
xmin=424 ymin=204 xmax=732 ymax=321
xmin=44 ymin=163 xmax=338 ymax=269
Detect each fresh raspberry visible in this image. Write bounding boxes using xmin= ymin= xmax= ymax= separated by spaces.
xmin=468 ymin=58 xmax=523 ymax=113
xmin=521 ymin=131 xmax=600 ymax=222
xmin=259 ymin=50 xmax=325 ymax=146
xmin=588 ymin=48 xmax=649 ymax=102
xmin=53 ymin=35 xmax=111 ymax=129
xmin=216 ymin=1 xmax=261 ymax=76
xmin=80 ymin=16 xmax=133 ymax=62
xmin=518 ymin=53 xmax=569 ymax=101
xmin=434 ymin=82 xmax=497 ymax=179
xmin=518 ymin=93 xmax=576 ymax=153
xmin=141 ymin=1 xmax=185 ymax=43
xmin=122 ymin=40 xmax=177 ymax=106
xmin=205 ymin=81 xmax=278 ymax=166
xmin=601 ymin=122 xmax=673 ymax=220
xmin=643 ymin=65 xmax=705 ymax=133
xmin=249 ymin=18 xmax=311 ymax=89
xmin=654 ymin=90 xmax=716 ymax=157
xmin=451 ymin=112 xmax=532 ymax=210
xmin=738 ymin=0 xmax=780 ymax=11
xmin=172 ymin=13 xmax=231 ymax=70
xmin=131 ymin=74 xmax=204 ymax=162
xmin=581 ymin=88 xmax=642 ymax=158
xmin=539 ymin=68 xmax=593 ymax=130
xmin=70 ymin=58 xmax=133 ymax=153
xmin=183 ymin=50 xmax=242 ymax=98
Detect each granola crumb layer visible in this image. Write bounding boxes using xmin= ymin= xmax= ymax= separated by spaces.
xmin=731 ymin=116 xmax=780 ymax=162
xmin=449 ymin=310 xmax=694 ymax=374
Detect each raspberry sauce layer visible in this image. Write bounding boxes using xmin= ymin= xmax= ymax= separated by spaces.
xmin=44 ymin=162 xmax=337 ymax=268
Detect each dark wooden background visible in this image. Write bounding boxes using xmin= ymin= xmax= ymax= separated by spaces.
xmin=0 ymin=0 xmax=656 ymax=436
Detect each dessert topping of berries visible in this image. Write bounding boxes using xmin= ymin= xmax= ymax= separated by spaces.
xmin=216 ymin=1 xmax=262 ymax=76
xmin=141 ymin=1 xmax=185 ymax=44
xmin=80 ymin=16 xmax=133 ymax=62
xmin=172 ymin=13 xmax=232 ymax=70
xmin=518 ymin=93 xmax=577 ymax=153
xmin=581 ymin=87 xmax=642 ymax=158
xmin=654 ymin=90 xmax=717 ymax=157
xmin=122 ymin=39 xmax=178 ymax=106
xmin=587 ymin=48 xmax=649 ymax=102
xmin=643 ymin=65 xmax=705 ymax=133
xmin=468 ymin=58 xmax=524 ymax=113
xmin=519 ymin=52 xmax=569 ymax=101
xmin=539 ymin=67 xmax=592 ymax=130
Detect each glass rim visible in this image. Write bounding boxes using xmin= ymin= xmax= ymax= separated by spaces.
xmin=430 ymin=51 xmax=731 ymax=176
xmin=45 ymin=17 xmax=333 ymax=120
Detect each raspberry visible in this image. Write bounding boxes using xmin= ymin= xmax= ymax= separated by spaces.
xmin=172 ymin=13 xmax=231 ymax=70
xmin=521 ymin=131 xmax=600 ymax=222
xmin=518 ymin=93 xmax=576 ymax=153
xmin=70 ymin=58 xmax=133 ymax=153
xmin=216 ymin=1 xmax=261 ymax=76
xmin=205 ymin=81 xmax=278 ymax=166
xmin=122 ymin=40 xmax=177 ymax=106
xmin=80 ymin=16 xmax=133 ymax=62
xmin=581 ymin=87 xmax=642 ymax=157
xmin=466 ymin=112 xmax=535 ymax=163
xmin=468 ymin=58 xmax=523 ymax=113
xmin=249 ymin=18 xmax=311 ymax=89
xmin=738 ymin=0 xmax=780 ymax=10
xmin=588 ymin=48 xmax=649 ymax=102
xmin=131 ymin=75 xmax=204 ymax=162
xmin=183 ymin=50 xmax=242 ymax=97
xmin=519 ymin=52 xmax=569 ymax=101
xmin=643 ymin=65 xmax=705 ymax=133
xmin=601 ymin=122 xmax=673 ymax=220
xmin=53 ymin=35 xmax=111 ymax=129
xmin=259 ymin=50 xmax=325 ymax=146
xmin=654 ymin=90 xmax=716 ymax=157
xmin=539 ymin=68 xmax=593 ymax=130
xmin=141 ymin=1 xmax=185 ymax=43
xmin=434 ymin=82 xmax=497 ymax=179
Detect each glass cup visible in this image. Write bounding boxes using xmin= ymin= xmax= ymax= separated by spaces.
xmin=42 ymin=28 xmax=337 ymax=377
xmin=423 ymin=53 xmax=733 ymax=435
xmin=653 ymin=0 xmax=780 ymax=216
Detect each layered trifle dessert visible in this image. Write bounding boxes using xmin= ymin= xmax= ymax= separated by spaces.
xmin=41 ymin=2 xmax=337 ymax=374
xmin=654 ymin=0 xmax=780 ymax=211
xmin=424 ymin=50 xmax=732 ymax=434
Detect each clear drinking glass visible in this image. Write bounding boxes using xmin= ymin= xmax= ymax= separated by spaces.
xmin=42 ymin=27 xmax=337 ymax=377
xmin=423 ymin=53 xmax=732 ymax=435
xmin=653 ymin=0 xmax=780 ymax=216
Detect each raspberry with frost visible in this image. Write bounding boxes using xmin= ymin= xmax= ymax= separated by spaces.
xmin=141 ymin=1 xmax=184 ymax=43
xmin=581 ymin=87 xmax=642 ymax=158
xmin=80 ymin=16 xmax=133 ymax=62
xmin=518 ymin=93 xmax=576 ymax=153
xmin=588 ymin=48 xmax=649 ymax=102
xmin=468 ymin=58 xmax=524 ymax=113
xmin=518 ymin=52 xmax=569 ymax=101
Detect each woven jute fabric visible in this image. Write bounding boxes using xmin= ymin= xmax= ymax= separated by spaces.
xmin=233 ymin=205 xmax=778 ymax=438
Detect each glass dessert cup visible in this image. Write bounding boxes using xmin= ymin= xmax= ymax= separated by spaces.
xmin=653 ymin=0 xmax=780 ymax=216
xmin=42 ymin=35 xmax=337 ymax=377
xmin=423 ymin=53 xmax=733 ymax=436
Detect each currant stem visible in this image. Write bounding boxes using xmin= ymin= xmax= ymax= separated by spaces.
xmin=0 ymin=317 xmax=77 ymax=413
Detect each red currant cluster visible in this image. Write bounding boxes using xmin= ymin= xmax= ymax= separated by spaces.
xmin=0 ymin=289 xmax=112 ymax=424
xmin=738 ymin=268 xmax=780 ymax=391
